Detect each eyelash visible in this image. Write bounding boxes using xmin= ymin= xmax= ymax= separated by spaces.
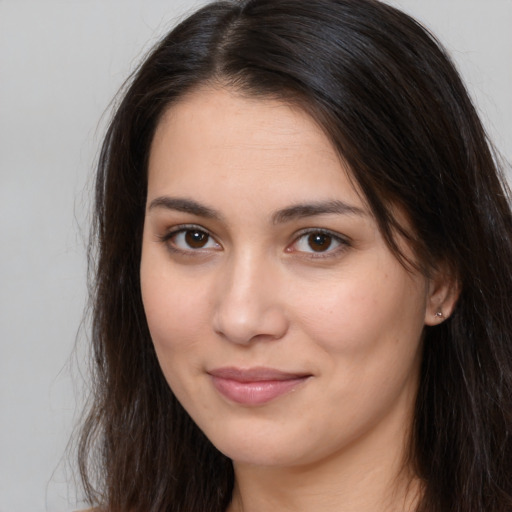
xmin=158 ymin=224 xmax=220 ymax=255
xmin=288 ymin=228 xmax=351 ymax=259
xmin=158 ymin=225 xmax=351 ymax=259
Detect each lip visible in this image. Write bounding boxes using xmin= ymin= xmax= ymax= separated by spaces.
xmin=208 ymin=367 xmax=311 ymax=406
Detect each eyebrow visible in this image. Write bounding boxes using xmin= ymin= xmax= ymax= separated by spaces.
xmin=271 ymin=200 xmax=367 ymax=224
xmin=148 ymin=197 xmax=223 ymax=220
xmin=148 ymin=196 xmax=366 ymax=223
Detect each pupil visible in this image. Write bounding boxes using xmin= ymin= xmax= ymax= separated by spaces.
xmin=185 ymin=230 xmax=207 ymax=248
xmin=308 ymin=233 xmax=331 ymax=252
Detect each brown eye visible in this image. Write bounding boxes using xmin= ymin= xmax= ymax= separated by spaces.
xmin=184 ymin=230 xmax=209 ymax=248
xmin=290 ymin=230 xmax=347 ymax=257
xmin=166 ymin=228 xmax=221 ymax=252
xmin=307 ymin=233 xmax=333 ymax=252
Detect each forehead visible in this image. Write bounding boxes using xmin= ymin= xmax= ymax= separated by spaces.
xmin=148 ymin=86 xmax=364 ymax=207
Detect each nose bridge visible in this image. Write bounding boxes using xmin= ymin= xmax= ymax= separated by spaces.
xmin=213 ymin=247 xmax=288 ymax=344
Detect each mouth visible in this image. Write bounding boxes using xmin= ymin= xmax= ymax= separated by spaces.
xmin=207 ymin=367 xmax=312 ymax=406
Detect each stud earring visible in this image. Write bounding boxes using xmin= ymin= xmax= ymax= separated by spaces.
xmin=435 ymin=310 xmax=444 ymax=319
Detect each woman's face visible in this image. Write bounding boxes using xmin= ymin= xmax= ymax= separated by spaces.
xmin=140 ymin=87 xmax=445 ymax=469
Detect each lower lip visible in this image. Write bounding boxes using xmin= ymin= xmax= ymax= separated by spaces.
xmin=210 ymin=376 xmax=309 ymax=405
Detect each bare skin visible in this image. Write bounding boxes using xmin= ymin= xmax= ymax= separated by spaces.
xmin=140 ymin=86 xmax=457 ymax=512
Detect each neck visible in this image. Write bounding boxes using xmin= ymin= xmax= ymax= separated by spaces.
xmin=229 ymin=456 xmax=420 ymax=512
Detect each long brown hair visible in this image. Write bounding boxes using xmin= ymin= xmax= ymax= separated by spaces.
xmin=79 ymin=1 xmax=512 ymax=510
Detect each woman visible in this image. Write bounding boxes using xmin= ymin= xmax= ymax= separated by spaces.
xmin=78 ymin=0 xmax=512 ymax=511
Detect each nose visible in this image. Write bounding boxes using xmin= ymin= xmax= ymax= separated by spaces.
xmin=212 ymin=252 xmax=289 ymax=345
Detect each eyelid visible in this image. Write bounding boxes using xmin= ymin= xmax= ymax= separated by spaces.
xmin=158 ymin=223 xmax=222 ymax=252
xmin=287 ymin=228 xmax=351 ymax=258
xmin=157 ymin=224 xmax=350 ymax=258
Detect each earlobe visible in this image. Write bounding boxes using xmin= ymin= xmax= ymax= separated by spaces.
xmin=424 ymin=270 xmax=460 ymax=326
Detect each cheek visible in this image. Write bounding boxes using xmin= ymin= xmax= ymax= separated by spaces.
xmin=140 ymin=254 xmax=212 ymax=367
xmin=140 ymin=268 xmax=215 ymax=412
xmin=291 ymin=262 xmax=427 ymax=362
xmin=289 ymin=266 xmax=427 ymax=437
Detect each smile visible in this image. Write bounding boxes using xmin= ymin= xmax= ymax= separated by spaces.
xmin=208 ymin=367 xmax=311 ymax=406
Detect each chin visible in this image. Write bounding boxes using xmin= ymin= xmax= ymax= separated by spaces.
xmin=198 ymin=416 xmax=334 ymax=468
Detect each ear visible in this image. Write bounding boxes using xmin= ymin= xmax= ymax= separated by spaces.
xmin=424 ymin=267 xmax=460 ymax=326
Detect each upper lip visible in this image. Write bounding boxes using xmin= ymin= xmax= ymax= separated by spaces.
xmin=208 ymin=366 xmax=311 ymax=382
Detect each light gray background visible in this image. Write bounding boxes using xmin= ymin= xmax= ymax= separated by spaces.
xmin=0 ymin=1 xmax=510 ymax=511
